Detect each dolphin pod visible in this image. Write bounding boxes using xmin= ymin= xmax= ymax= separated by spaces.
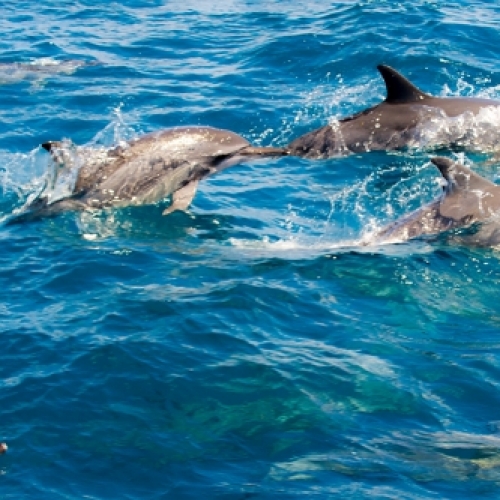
xmin=13 ymin=64 xmax=500 ymax=247
xmin=16 ymin=126 xmax=287 ymax=221
xmin=288 ymin=65 xmax=500 ymax=158
xmin=289 ymin=65 xmax=500 ymax=246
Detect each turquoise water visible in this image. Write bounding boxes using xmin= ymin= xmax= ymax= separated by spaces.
xmin=3 ymin=2 xmax=500 ymax=498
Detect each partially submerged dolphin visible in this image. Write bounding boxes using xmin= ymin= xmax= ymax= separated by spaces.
xmin=373 ymin=157 xmax=500 ymax=246
xmin=0 ymin=59 xmax=100 ymax=84
xmin=17 ymin=126 xmax=287 ymax=220
xmin=289 ymin=65 xmax=500 ymax=158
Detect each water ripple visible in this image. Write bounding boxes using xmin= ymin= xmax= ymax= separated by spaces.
xmin=3 ymin=1 xmax=500 ymax=498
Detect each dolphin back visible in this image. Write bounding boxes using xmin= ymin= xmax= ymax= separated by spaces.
xmin=374 ymin=157 xmax=500 ymax=244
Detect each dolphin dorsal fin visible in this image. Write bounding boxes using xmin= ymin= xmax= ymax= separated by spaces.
xmin=431 ymin=157 xmax=497 ymax=192
xmin=431 ymin=157 xmax=500 ymax=221
xmin=377 ymin=65 xmax=430 ymax=104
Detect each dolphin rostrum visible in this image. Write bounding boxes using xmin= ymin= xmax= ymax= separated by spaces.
xmin=372 ymin=157 xmax=500 ymax=246
xmin=288 ymin=65 xmax=500 ymax=158
xmin=17 ymin=126 xmax=287 ymax=220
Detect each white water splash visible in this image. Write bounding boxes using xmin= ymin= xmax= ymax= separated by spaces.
xmin=274 ymin=79 xmax=376 ymax=147
xmin=0 ymin=148 xmax=48 ymax=222
xmin=0 ymin=107 xmax=141 ymax=223
xmin=410 ymin=106 xmax=500 ymax=152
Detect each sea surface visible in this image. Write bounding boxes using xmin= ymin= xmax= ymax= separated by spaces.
xmin=3 ymin=1 xmax=500 ymax=499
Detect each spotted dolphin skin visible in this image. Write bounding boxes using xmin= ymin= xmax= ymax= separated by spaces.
xmin=373 ymin=157 xmax=500 ymax=246
xmin=17 ymin=126 xmax=287 ymax=220
xmin=288 ymin=65 xmax=500 ymax=158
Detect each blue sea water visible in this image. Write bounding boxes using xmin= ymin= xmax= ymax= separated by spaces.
xmin=3 ymin=1 xmax=500 ymax=498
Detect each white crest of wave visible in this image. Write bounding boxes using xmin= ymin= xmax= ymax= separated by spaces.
xmin=228 ymin=234 xmax=434 ymax=258
xmin=229 ymin=235 xmax=362 ymax=254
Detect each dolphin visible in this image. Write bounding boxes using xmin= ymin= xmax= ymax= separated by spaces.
xmin=0 ymin=59 xmax=100 ymax=84
xmin=16 ymin=126 xmax=287 ymax=220
xmin=372 ymin=157 xmax=500 ymax=246
xmin=288 ymin=65 xmax=500 ymax=158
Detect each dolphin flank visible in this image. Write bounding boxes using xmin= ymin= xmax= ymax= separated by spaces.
xmin=288 ymin=65 xmax=500 ymax=158
xmin=372 ymin=157 xmax=500 ymax=246
xmin=15 ymin=126 xmax=287 ymax=221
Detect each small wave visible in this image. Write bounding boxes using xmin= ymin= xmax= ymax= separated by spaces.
xmin=228 ymin=233 xmax=436 ymax=259
xmin=229 ymin=235 xmax=362 ymax=254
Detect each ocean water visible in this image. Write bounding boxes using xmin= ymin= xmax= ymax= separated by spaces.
xmin=3 ymin=1 xmax=500 ymax=498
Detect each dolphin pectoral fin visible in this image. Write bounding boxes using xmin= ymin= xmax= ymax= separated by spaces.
xmin=162 ymin=180 xmax=199 ymax=216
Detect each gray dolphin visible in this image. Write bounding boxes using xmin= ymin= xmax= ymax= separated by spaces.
xmin=17 ymin=126 xmax=287 ymax=220
xmin=0 ymin=59 xmax=100 ymax=84
xmin=288 ymin=65 xmax=500 ymax=158
xmin=373 ymin=157 xmax=500 ymax=246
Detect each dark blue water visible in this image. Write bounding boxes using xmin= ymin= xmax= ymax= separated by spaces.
xmin=3 ymin=2 xmax=500 ymax=499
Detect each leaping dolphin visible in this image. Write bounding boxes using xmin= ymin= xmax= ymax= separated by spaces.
xmin=372 ymin=157 xmax=500 ymax=246
xmin=288 ymin=65 xmax=500 ymax=158
xmin=16 ymin=126 xmax=287 ymax=221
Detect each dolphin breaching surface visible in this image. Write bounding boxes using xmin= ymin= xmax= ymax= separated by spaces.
xmin=372 ymin=157 xmax=500 ymax=246
xmin=285 ymin=64 xmax=500 ymax=245
xmin=13 ymin=127 xmax=286 ymax=221
xmin=4 ymin=3 xmax=500 ymax=500
xmin=288 ymin=64 xmax=500 ymax=157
